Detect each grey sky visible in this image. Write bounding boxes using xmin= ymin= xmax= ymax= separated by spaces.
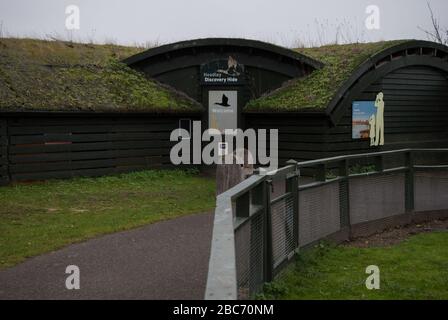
xmin=0 ymin=0 xmax=447 ymax=47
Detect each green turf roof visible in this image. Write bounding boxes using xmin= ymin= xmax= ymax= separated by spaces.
xmin=245 ymin=40 xmax=411 ymax=112
xmin=0 ymin=38 xmax=202 ymax=113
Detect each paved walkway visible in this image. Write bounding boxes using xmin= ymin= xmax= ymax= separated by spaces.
xmin=0 ymin=212 xmax=214 ymax=300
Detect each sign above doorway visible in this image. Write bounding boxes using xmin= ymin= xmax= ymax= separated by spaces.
xmin=200 ymin=56 xmax=245 ymax=85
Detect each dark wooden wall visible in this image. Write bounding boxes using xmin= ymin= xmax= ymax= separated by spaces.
xmin=0 ymin=113 xmax=200 ymax=185
xmin=331 ymin=65 xmax=448 ymax=155
xmin=244 ymin=113 xmax=330 ymax=164
xmin=0 ymin=119 xmax=8 ymax=184
xmin=1 ymin=67 xmax=447 ymax=185
xmin=132 ymin=46 xmax=315 ymax=107
xmin=245 ymin=65 xmax=448 ymax=165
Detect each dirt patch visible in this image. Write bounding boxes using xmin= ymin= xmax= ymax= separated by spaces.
xmin=345 ymin=218 xmax=448 ymax=248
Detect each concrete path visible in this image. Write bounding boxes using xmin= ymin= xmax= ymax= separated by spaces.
xmin=0 ymin=211 xmax=214 ymax=300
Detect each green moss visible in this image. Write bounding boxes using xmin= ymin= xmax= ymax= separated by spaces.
xmin=0 ymin=38 xmax=201 ymax=112
xmin=245 ymin=40 xmax=411 ymax=112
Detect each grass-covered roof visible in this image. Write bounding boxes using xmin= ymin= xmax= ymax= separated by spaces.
xmin=245 ymin=40 xmax=410 ymax=112
xmin=0 ymin=38 xmax=202 ymax=113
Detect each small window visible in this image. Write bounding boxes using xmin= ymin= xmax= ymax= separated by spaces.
xmin=179 ymin=119 xmax=191 ymax=139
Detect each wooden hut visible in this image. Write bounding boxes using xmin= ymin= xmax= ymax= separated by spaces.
xmin=1 ymin=38 xmax=448 ymax=183
xmin=0 ymin=38 xmax=201 ymax=184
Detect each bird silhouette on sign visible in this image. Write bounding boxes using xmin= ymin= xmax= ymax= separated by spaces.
xmin=215 ymin=94 xmax=231 ymax=107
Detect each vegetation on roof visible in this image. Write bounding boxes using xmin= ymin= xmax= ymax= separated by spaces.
xmin=0 ymin=38 xmax=202 ymax=112
xmin=245 ymin=40 xmax=410 ymax=112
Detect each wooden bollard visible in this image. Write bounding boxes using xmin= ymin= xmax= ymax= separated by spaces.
xmin=216 ymin=149 xmax=254 ymax=195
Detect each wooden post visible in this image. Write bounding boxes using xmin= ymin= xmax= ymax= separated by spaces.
xmin=0 ymin=119 xmax=10 ymax=185
xmin=216 ymin=149 xmax=254 ymax=195
xmin=264 ymin=178 xmax=273 ymax=282
xmin=338 ymin=159 xmax=351 ymax=228
xmin=286 ymin=160 xmax=300 ymax=249
xmin=405 ymin=150 xmax=415 ymax=213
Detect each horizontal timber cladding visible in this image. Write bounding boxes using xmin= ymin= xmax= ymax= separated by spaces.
xmin=245 ymin=65 xmax=448 ymax=164
xmin=243 ymin=112 xmax=331 ymax=164
xmin=329 ymin=65 xmax=448 ymax=155
xmin=0 ymin=119 xmax=8 ymax=185
xmin=2 ymin=113 xmax=200 ymax=182
xmin=126 ymin=38 xmax=321 ymax=105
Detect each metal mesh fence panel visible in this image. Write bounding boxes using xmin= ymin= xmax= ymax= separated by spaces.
xmin=415 ymin=170 xmax=448 ymax=212
xmin=271 ymin=179 xmax=286 ymax=198
xmin=234 ymin=211 xmax=264 ymax=299
xmin=339 ymin=180 xmax=350 ymax=227
xmin=298 ymin=182 xmax=341 ymax=247
xmin=206 ymin=150 xmax=448 ymax=301
xmin=349 ymin=173 xmax=405 ymax=224
xmin=270 ymin=193 xmax=295 ymax=269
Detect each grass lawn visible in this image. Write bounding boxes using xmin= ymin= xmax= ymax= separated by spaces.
xmin=0 ymin=169 xmax=215 ymax=269
xmin=259 ymin=232 xmax=448 ymax=300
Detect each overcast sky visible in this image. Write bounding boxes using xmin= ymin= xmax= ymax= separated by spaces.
xmin=0 ymin=0 xmax=447 ymax=47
